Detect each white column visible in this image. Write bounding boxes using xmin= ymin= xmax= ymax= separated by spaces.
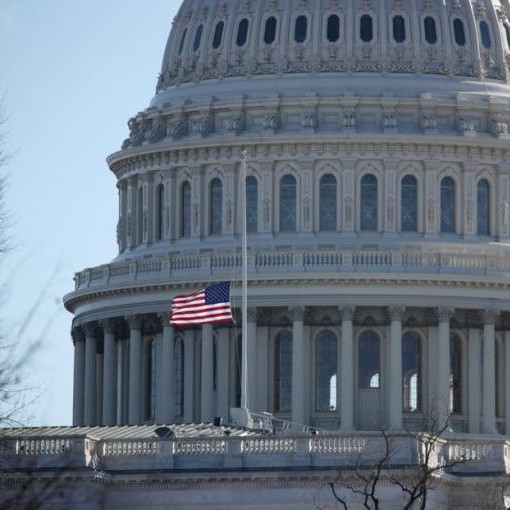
xmin=436 ymin=308 xmax=453 ymax=430
xmin=340 ymin=307 xmax=354 ymax=431
xmin=467 ymin=325 xmax=482 ymax=434
xmin=84 ymin=323 xmax=97 ymax=427
xmin=482 ymin=310 xmax=498 ymax=434
xmin=246 ymin=308 xmax=258 ymax=410
xmin=505 ymin=332 xmax=510 ymax=436
xmin=291 ymin=307 xmax=306 ymax=425
xmin=183 ymin=330 xmax=195 ymax=423
xmin=102 ymin=318 xmax=117 ymax=426
xmin=127 ymin=315 xmax=142 ymax=425
xmin=216 ymin=328 xmax=230 ymax=421
xmin=72 ymin=328 xmax=85 ymax=426
xmin=388 ymin=306 xmax=404 ymax=430
xmin=156 ymin=314 xmax=174 ymax=424
xmin=201 ymin=325 xmax=214 ymax=422
xmin=256 ymin=325 xmax=269 ymax=412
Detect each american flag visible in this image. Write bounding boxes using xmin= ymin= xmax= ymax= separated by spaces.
xmin=170 ymin=282 xmax=234 ymax=326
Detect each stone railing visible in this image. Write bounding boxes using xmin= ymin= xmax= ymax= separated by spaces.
xmin=102 ymin=440 xmax=160 ymax=456
xmin=241 ymin=437 xmax=297 ymax=455
xmin=71 ymin=249 xmax=510 ymax=291
xmin=172 ymin=439 xmax=227 ymax=456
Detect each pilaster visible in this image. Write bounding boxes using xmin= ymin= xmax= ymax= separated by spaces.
xmin=127 ymin=315 xmax=143 ymax=425
xmin=436 ymin=307 xmax=454 ymax=430
xmin=156 ymin=313 xmax=174 ymax=424
xmin=388 ymin=306 xmax=404 ymax=430
xmin=467 ymin=323 xmax=482 ymax=434
xmin=200 ymin=324 xmax=215 ymax=422
xmin=340 ymin=306 xmax=354 ymax=430
xmin=342 ymin=159 xmax=356 ymax=233
xmin=482 ymin=309 xmax=499 ymax=434
xmin=101 ymin=318 xmax=117 ymax=426
xmin=72 ymin=327 xmax=85 ymax=426
xmin=291 ymin=306 xmax=307 ymax=425
xmin=83 ymin=322 xmax=98 ymax=427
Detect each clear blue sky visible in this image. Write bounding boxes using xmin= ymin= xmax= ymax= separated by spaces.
xmin=0 ymin=0 xmax=180 ymax=425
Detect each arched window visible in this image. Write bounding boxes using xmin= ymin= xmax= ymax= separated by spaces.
xmin=401 ymin=175 xmax=418 ymax=232
xmin=193 ymin=24 xmax=204 ymax=51
xmin=450 ymin=335 xmax=462 ymax=414
xmin=145 ymin=339 xmax=156 ymax=421
xmin=264 ymin=16 xmax=277 ymax=44
xmin=327 ymin=15 xmax=340 ymax=42
xmin=319 ymin=174 xmax=337 ymax=231
xmin=295 ymin=15 xmax=308 ymax=43
xmin=424 ymin=16 xmax=437 ymax=44
xmin=440 ymin=177 xmax=456 ymax=234
xmin=358 ymin=330 xmax=380 ymax=389
xmin=453 ymin=18 xmax=466 ymax=46
xmin=477 ymin=179 xmax=490 ymax=235
xmin=496 ymin=339 xmax=504 ymax=419
xmin=480 ymin=21 xmax=491 ymax=49
xmin=360 ymin=174 xmax=378 ymax=231
xmin=174 ymin=339 xmax=184 ymax=418
xmin=402 ymin=332 xmax=421 ymax=412
xmin=235 ymin=334 xmax=242 ymax=407
xmin=274 ymin=331 xmax=292 ymax=412
xmin=360 ymin=14 xmax=373 ymax=42
xmin=316 ymin=330 xmax=337 ymax=412
xmin=178 ymin=28 xmax=187 ymax=55
xmin=246 ymin=176 xmax=258 ymax=233
xmin=181 ymin=181 xmax=191 ymax=238
xmin=280 ymin=175 xmax=297 ymax=232
xmin=393 ymin=15 xmax=406 ymax=43
xmin=156 ymin=183 xmax=164 ymax=241
xmin=236 ymin=18 xmax=249 ymax=46
xmin=210 ymin=178 xmax=223 ymax=235
xmin=212 ymin=21 xmax=224 ymax=49
xmin=137 ymin=187 xmax=144 ymax=244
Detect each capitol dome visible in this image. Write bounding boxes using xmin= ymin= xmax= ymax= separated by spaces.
xmin=64 ymin=0 xmax=510 ymax=439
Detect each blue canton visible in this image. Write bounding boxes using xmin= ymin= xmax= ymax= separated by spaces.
xmin=205 ymin=282 xmax=230 ymax=305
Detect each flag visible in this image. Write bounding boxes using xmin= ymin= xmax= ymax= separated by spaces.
xmin=170 ymin=282 xmax=234 ymax=326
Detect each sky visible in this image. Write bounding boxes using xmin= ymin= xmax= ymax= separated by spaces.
xmin=0 ymin=0 xmax=180 ymax=426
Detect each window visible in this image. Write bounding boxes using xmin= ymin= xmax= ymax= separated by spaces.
xmin=480 ymin=21 xmax=491 ymax=49
xmin=453 ymin=18 xmax=466 ymax=46
xmin=274 ymin=331 xmax=292 ymax=412
xmin=237 ymin=18 xmax=249 ymax=46
xmin=156 ymin=183 xmax=164 ymax=241
xmin=319 ymin=174 xmax=337 ymax=231
xmin=193 ymin=24 xmax=204 ymax=51
xmin=212 ymin=21 xmax=224 ymax=49
xmin=181 ymin=181 xmax=191 ymax=238
xmin=477 ymin=179 xmax=490 ymax=235
xmin=358 ymin=330 xmax=380 ymax=389
xmin=360 ymin=14 xmax=373 ymax=42
xmin=235 ymin=335 xmax=242 ymax=407
xmin=440 ymin=177 xmax=456 ymax=234
xmin=401 ymin=175 xmax=418 ymax=232
xmin=295 ymin=15 xmax=308 ymax=43
xmin=145 ymin=339 xmax=156 ymax=421
xmin=246 ymin=176 xmax=258 ymax=233
xmin=137 ymin=187 xmax=144 ymax=244
xmin=178 ymin=29 xmax=187 ymax=55
xmin=424 ymin=16 xmax=437 ymax=44
xmin=173 ymin=339 xmax=184 ymax=417
xmin=327 ymin=15 xmax=340 ymax=42
xmin=504 ymin=24 xmax=510 ymax=49
xmin=316 ymin=330 xmax=337 ymax=412
xmin=393 ymin=15 xmax=406 ymax=43
xmin=450 ymin=335 xmax=462 ymax=414
xmin=496 ymin=339 xmax=504 ymax=418
xmin=264 ymin=16 xmax=277 ymax=44
xmin=210 ymin=178 xmax=223 ymax=235
xmin=402 ymin=332 xmax=421 ymax=413
xmin=280 ymin=175 xmax=297 ymax=232
xmin=360 ymin=174 xmax=378 ymax=231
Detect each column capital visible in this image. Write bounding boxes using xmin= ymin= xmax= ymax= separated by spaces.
xmin=483 ymin=309 xmax=500 ymax=326
xmin=125 ymin=314 xmax=143 ymax=330
xmin=247 ymin=307 xmax=261 ymax=323
xmin=339 ymin=306 xmax=355 ymax=321
xmin=437 ymin=307 xmax=455 ymax=324
xmin=83 ymin=322 xmax=98 ymax=338
xmin=71 ymin=326 xmax=85 ymax=344
xmin=388 ymin=305 xmax=406 ymax=322
xmin=100 ymin=318 xmax=117 ymax=336
xmin=289 ymin=306 xmax=307 ymax=322
xmin=158 ymin=311 xmax=172 ymax=326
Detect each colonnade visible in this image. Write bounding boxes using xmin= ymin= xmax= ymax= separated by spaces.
xmin=71 ymin=306 xmax=509 ymax=435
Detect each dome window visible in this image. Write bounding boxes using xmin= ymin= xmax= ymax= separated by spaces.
xmin=360 ymin=14 xmax=373 ymax=43
xmin=193 ymin=24 xmax=203 ymax=51
xmin=280 ymin=174 xmax=297 ymax=232
xmin=392 ymin=15 xmax=406 ymax=43
xmin=210 ymin=178 xmax=223 ymax=235
xmin=477 ymin=179 xmax=490 ymax=235
xmin=327 ymin=15 xmax=340 ymax=43
xmin=319 ymin=174 xmax=337 ymax=231
xmin=453 ymin=18 xmax=466 ymax=46
xmin=294 ymin=15 xmax=308 ymax=43
xmin=246 ymin=176 xmax=258 ymax=233
xmin=236 ymin=18 xmax=249 ymax=46
xmin=440 ymin=177 xmax=456 ymax=234
xmin=264 ymin=16 xmax=277 ymax=44
xmin=212 ymin=21 xmax=224 ymax=49
xmin=360 ymin=174 xmax=378 ymax=231
xmin=401 ymin=175 xmax=418 ymax=232
xmin=178 ymin=28 xmax=187 ymax=55
xmin=424 ymin=16 xmax=437 ymax=44
xmin=480 ymin=21 xmax=491 ymax=49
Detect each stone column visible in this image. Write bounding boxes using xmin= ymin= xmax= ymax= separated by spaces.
xmin=183 ymin=330 xmax=195 ymax=423
xmin=101 ymin=319 xmax=117 ymax=426
xmin=216 ymin=328 xmax=230 ymax=421
xmin=482 ymin=310 xmax=498 ymax=434
xmin=467 ymin=321 xmax=482 ymax=434
xmin=72 ymin=328 xmax=85 ymax=426
xmin=256 ymin=323 xmax=269 ymax=412
xmin=388 ymin=306 xmax=404 ymax=430
xmin=505 ymin=331 xmax=510 ymax=436
xmin=340 ymin=306 xmax=354 ymax=431
xmin=291 ymin=307 xmax=306 ymax=425
xmin=127 ymin=315 xmax=143 ymax=425
xmin=246 ymin=308 xmax=258 ymax=410
xmin=201 ymin=325 xmax=214 ymax=422
xmin=83 ymin=322 xmax=97 ymax=427
xmin=437 ymin=308 xmax=454 ymax=430
xmin=156 ymin=313 xmax=174 ymax=424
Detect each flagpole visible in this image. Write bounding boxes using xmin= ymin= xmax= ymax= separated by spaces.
xmin=241 ymin=150 xmax=248 ymax=411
